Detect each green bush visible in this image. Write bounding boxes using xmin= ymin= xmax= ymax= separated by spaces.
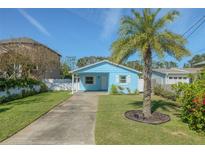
xmin=39 ymin=82 xmax=48 ymax=92
xmin=126 ymin=88 xmax=131 ymax=94
xmin=153 ymin=85 xmax=176 ymax=101
xmin=153 ymin=85 xmax=163 ymax=96
xmin=173 ymin=81 xmax=205 ymax=133
xmin=134 ymin=89 xmax=140 ymax=95
xmin=0 ymin=78 xmax=48 ymax=103
xmin=0 ymin=78 xmax=43 ymax=91
xmin=110 ymin=84 xmax=119 ymax=95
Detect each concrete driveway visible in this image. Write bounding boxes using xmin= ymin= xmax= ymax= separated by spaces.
xmin=2 ymin=92 xmax=106 ymax=145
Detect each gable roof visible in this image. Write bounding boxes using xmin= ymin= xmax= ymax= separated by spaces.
xmin=71 ymin=60 xmax=142 ymax=74
xmin=153 ymin=68 xmax=189 ymax=75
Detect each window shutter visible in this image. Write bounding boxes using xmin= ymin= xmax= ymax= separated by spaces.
xmin=127 ymin=75 xmax=131 ymax=83
xmin=116 ymin=75 xmax=119 ymax=83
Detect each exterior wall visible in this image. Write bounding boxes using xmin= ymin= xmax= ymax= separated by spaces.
xmin=76 ymin=62 xmax=140 ymax=93
xmin=108 ymin=71 xmax=138 ymax=93
xmin=79 ymin=73 xmax=108 ymax=91
xmin=165 ymin=74 xmax=190 ymax=84
xmin=152 ymin=72 xmax=190 ymax=85
xmin=152 ymin=72 xmax=166 ymax=85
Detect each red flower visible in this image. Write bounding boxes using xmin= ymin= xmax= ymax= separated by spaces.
xmin=203 ymin=98 xmax=205 ymax=105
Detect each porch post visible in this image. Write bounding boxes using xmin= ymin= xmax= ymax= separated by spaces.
xmin=75 ymin=75 xmax=78 ymax=92
xmin=72 ymin=74 xmax=74 ymax=94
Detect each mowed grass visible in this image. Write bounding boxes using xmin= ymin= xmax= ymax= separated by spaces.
xmin=95 ymin=94 xmax=205 ymax=144
xmin=0 ymin=91 xmax=71 ymax=142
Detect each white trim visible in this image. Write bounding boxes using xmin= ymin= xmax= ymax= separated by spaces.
xmin=119 ymin=75 xmax=129 ymax=85
xmin=119 ymin=75 xmax=127 ymax=84
xmin=70 ymin=60 xmax=142 ymax=74
xmin=153 ymin=68 xmax=190 ymax=75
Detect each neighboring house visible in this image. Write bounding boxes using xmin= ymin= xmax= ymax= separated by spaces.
xmin=152 ymin=68 xmax=190 ymax=85
xmin=70 ymin=60 xmax=142 ymax=94
xmin=193 ymin=61 xmax=205 ymax=68
xmin=152 ymin=67 xmax=202 ymax=85
xmin=0 ymin=37 xmax=61 ymax=79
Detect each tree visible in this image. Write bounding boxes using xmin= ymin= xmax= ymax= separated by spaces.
xmin=77 ymin=56 xmax=108 ymax=68
xmin=125 ymin=60 xmax=143 ymax=71
xmin=152 ymin=61 xmax=178 ymax=69
xmin=60 ymin=59 xmax=71 ymax=79
xmin=0 ymin=47 xmax=34 ymax=79
xmin=111 ymin=9 xmax=190 ymax=118
xmin=183 ymin=53 xmax=205 ymax=68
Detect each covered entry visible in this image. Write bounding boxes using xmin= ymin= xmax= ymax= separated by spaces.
xmin=71 ymin=72 xmax=109 ymax=93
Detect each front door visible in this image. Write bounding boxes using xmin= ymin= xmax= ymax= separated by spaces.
xmin=101 ymin=76 xmax=107 ymax=90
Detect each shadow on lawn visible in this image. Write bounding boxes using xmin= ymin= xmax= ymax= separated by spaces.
xmin=0 ymin=107 xmax=12 ymax=113
xmin=6 ymin=97 xmax=46 ymax=106
xmin=1 ymin=95 xmax=48 ymax=106
xmin=129 ymin=99 xmax=180 ymax=113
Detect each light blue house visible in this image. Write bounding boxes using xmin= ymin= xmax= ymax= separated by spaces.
xmin=71 ymin=60 xmax=142 ymax=94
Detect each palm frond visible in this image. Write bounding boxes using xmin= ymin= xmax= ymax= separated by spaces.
xmin=158 ymin=32 xmax=191 ymax=60
xmin=154 ymin=10 xmax=179 ymax=30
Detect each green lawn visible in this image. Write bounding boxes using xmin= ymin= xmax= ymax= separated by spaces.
xmin=0 ymin=91 xmax=71 ymax=142
xmin=95 ymin=94 xmax=205 ymax=144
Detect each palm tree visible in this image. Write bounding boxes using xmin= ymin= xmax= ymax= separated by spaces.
xmin=111 ymin=9 xmax=190 ymax=118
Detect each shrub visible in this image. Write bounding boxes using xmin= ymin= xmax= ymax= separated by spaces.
xmin=39 ymin=82 xmax=48 ymax=92
xmin=0 ymin=78 xmax=43 ymax=91
xmin=153 ymin=84 xmax=176 ymax=101
xmin=153 ymin=85 xmax=163 ymax=96
xmin=0 ymin=78 xmax=48 ymax=103
xmin=127 ymin=88 xmax=131 ymax=94
xmin=110 ymin=84 xmax=119 ymax=95
xmin=173 ymin=81 xmax=205 ymax=133
xmin=134 ymin=89 xmax=140 ymax=95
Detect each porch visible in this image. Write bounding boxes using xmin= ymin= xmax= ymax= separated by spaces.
xmin=71 ymin=73 xmax=109 ymax=94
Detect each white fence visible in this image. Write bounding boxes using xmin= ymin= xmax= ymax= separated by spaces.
xmin=0 ymin=85 xmax=41 ymax=98
xmin=43 ymin=79 xmax=72 ymax=91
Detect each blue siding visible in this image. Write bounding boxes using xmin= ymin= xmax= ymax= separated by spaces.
xmin=79 ymin=73 xmax=109 ymax=91
xmin=108 ymin=72 xmax=138 ymax=93
xmin=75 ymin=61 xmax=140 ymax=93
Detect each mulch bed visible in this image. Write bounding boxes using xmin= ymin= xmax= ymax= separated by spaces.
xmin=124 ymin=110 xmax=170 ymax=125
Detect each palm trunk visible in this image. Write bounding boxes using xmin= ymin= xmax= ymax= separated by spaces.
xmin=143 ymin=47 xmax=152 ymax=118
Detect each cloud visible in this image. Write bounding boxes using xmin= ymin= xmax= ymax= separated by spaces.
xmin=101 ymin=9 xmax=123 ymax=39
xmin=18 ymin=9 xmax=51 ymax=37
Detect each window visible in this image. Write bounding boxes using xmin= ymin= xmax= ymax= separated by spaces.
xmin=119 ymin=75 xmax=127 ymax=83
xmin=85 ymin=76 xmax=94 ymax=84
xmin=169 ymin=77 xmax=173 ymax=79
xmin=174 ymin=77 xmax=177 ymax=79
xmin=179 ymin=77 xmax=182 ymax=79
xmin=183 ymin=77 xmax=187 ymax=79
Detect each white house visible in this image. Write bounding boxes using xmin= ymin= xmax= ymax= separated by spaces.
xmin=152 ymin=68 xmax=191 ymax=85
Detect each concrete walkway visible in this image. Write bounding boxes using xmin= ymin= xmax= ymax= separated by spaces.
xmin=2 ymin=92 xmax=106 ymax=145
